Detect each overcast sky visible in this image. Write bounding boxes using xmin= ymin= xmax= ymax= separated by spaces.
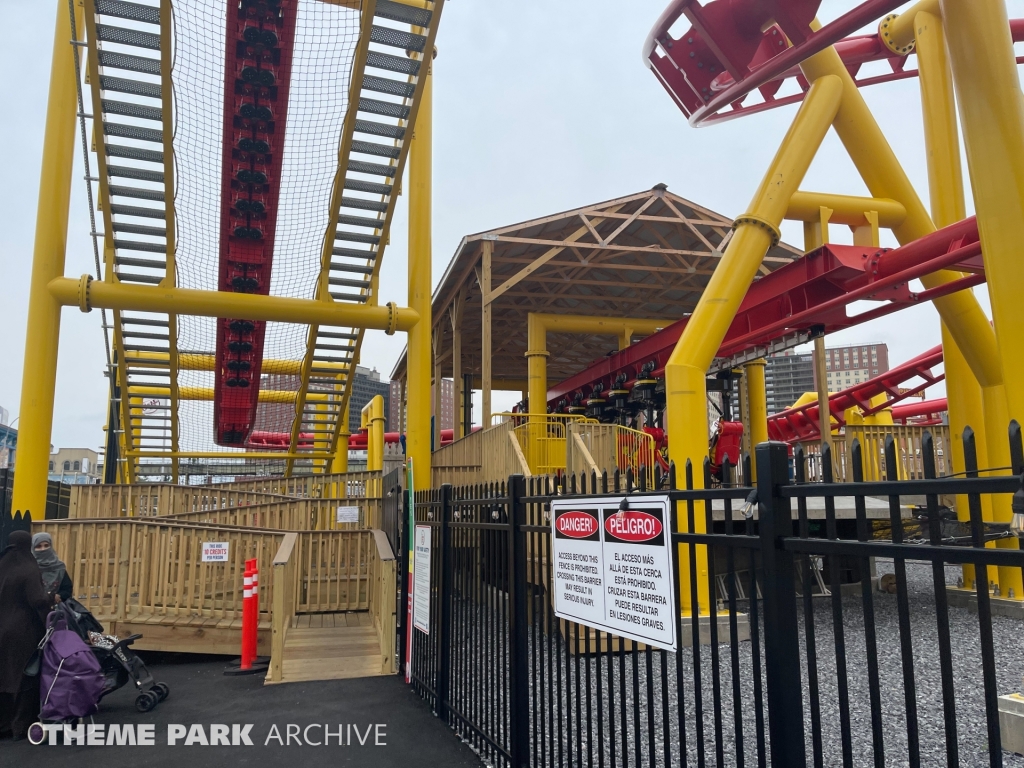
xmin=2 ymin=0 xmax=1020 ymax=451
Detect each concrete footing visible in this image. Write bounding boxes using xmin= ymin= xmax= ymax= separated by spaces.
xmin=946 ymin=586 xmax=1024 ymax=619
xmin=1000 ymin=693 xmax=1024 ymax=756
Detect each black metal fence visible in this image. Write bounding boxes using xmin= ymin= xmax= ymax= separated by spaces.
xmin=403 ymin=424 xmax=1024 ymax=768
xmin=0 ymin=469 xmax=71 ymax=520
xmin=0 ymin=508 xmax=33 ymax=550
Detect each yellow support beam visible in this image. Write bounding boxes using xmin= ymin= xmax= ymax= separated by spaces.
xmin=12 ymin=0 xmax=84 ymax=516
xmin=798 ymin=22 xmax=1003 ymax=393
xmin=51 ymin=276 xmax=419 ymax=332
xmin=361 ymin=395 xmax=386 ymax=472
xmin=787 ymin=191 xmax=906 ymax=228
xmin=914 ymin=6 xmax=993 ymax=591
xmin=526 ymin=312 xmax=666 ymax=418
xmin=407 ymin=53 xmax=433 ymax=490
xmin=942 ymin=0 xmax=1024 ymax=597
xmin=744 ymin=359 xmax=768 ymax=481
xmin=665 ymin=74 xmax=844 ymax=614
xmin=331 ymin=404 xmax=351 ymax=474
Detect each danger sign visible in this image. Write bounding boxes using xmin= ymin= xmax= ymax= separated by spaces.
xmin=551 ymin=495 xmax=676 ymax=651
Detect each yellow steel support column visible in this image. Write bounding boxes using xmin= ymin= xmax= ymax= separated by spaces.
xmin=331 ymin=404 xmax=350 ymax=474
xmin=665 ymin=75 xmax=843 ymax=614
xmin=914 ymin=7 xmax=992 ymax=589
xmin=744 ymin=359 xmax=768 ymax=481
xmin=406 ymin=56 xmax=433 ymax=490
xmin=526 ymin=313 xmax=665 ymax=417
xmin=942 ymin=0 xmax=1024 ymax=419
xmin=798 ymin=24 xmax=1003 ymax=393
xmin=13 ymin=0 xmax=83 ymax=515
xmin=361 ymin=395 xmax=385 ymax=473
xmin=800 ymin=29 xmax=1017 ymax=594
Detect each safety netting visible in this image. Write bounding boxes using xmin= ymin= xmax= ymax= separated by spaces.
xmin=170 ymin=0 xmax=360 ymax=458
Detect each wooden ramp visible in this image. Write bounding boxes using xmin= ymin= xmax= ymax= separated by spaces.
xmin=268 ymin=611 xmax=387 ymax=684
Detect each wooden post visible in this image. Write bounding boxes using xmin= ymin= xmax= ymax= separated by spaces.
xmin=813 ymin=334 xmax=832 ymax=457
xmin=481 ymin=240 xmax=493 ymax=426
xmin=432 ymin=327 xmax=442 ymax=450
xmin=450 ymin=289 xmax=464 ymax=439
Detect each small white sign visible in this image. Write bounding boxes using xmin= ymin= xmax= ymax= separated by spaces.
xmin=413 ymin=525 xmax=432 ymax=634
xmin=201 ymin=541 xmax=230 ymax=562
xmin=551 ymin=495 xmax=676 ymax=651
xmin=336 ymin=505 xmax=360 ymax=524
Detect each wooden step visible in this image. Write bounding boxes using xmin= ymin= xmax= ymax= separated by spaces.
xmin=268 ymin=612 xmax=385 ymax=685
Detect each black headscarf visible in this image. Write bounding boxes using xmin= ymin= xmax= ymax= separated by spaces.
xmin=0 ymin=530 xmax=52 ymax=694
xmin=31 ymin=532 xmax=66 ymax=594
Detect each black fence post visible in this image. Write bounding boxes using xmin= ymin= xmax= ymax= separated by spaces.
xmin=436 ymin=484 xmax=453 ymax=718
xmin=507 ymin=473 xmax=530 ymax=768
xmin=755 ymin=441 xmax=807 ymax=768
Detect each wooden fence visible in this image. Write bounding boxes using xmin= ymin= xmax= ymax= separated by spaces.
xmin=798 ymin=424 xmax=952 ymax=482
xmin=161 ymin=495 xmax=381 ymax=530
xmin=268 ymin=529 xmax=395 ymax=682
xmin=32 ymin=519 xmax=389 ymax=656
xmin=206 ymin=470 xmax=383 ymax=501
xmin=33 ymin=518 xmax=284 ymax=625
xmin=69 ymin=484 xmax=290 ymax=518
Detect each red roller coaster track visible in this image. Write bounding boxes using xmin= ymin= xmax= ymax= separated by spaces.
xmin=547 ymin=217 xmax=980 ymax=412
xmin=766 ymin=345 xmax=944 ymax=443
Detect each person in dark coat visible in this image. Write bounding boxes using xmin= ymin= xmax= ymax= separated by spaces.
xmin=0 ymin=531 xmax=52 ymax=740
xmin=32 ymin=533 xmax=72 ymax=603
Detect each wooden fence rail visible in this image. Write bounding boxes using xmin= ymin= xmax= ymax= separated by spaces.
xmin=69 ymin=484 xmax=291 ymax=518
xmin=205 ymin=470 xmax=383 ymax=501
xmin=161 ymin=496 xmax=381 ymax=531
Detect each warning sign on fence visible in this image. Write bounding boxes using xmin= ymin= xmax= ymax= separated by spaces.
xmin=413 ymin=525 xmax=432 ymax=634
xmin=550 ymin=496 xmax=676 ymax=651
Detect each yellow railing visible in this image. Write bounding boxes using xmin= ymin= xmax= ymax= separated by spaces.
xmin=566 ymin=422 xmax=658 ymax=487
xmin=431 ymin=419 xmax=531 ymax=486
xmin=494 ymin=413 xmax=594 ymax=476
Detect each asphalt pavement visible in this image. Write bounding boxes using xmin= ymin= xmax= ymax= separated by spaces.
xmin=2 ymin=652 xmax=481 ymax=767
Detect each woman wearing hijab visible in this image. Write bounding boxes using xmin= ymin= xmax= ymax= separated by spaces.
xmin=32 ymin=533 xmax=72 ymax=603
xmin=0 ymin=530 xmax=52 ymax=740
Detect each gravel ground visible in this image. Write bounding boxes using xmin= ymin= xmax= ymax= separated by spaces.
xmin=432 ymin=560 xmax=1024 ymax=768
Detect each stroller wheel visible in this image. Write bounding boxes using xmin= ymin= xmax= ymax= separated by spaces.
xmin=153 ymin=682 xmax=170 ymax=702
xmin=135 ymin=691 xmax=158 ymax=713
